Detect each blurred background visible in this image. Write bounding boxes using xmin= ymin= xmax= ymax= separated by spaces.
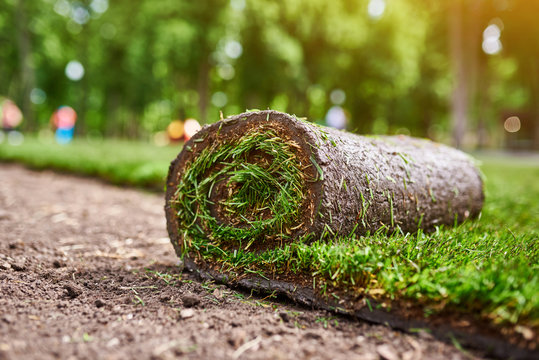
xmin=1 ymin=0 xmax=539 ymax=150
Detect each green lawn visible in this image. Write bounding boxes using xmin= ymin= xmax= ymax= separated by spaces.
xmin=0 ymin=136 xmax=180 ymax=190
xmin=1 ymin=137 xmax=537 ymax=329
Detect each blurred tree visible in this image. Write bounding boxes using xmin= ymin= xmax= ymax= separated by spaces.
xmin=0 ymin=0 xmax=537 ymax=148
xmin=447 ymin=0 xmax=487 ymax=148
xmin=15 ymin=0 xmax=36 ymax=130
xmin=501 ymin=0 xmax=539 ymax=150
xmin=0 ymin=1 xmax=19 ymax=102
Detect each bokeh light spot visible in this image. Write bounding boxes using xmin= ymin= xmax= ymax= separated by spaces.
xmin=483 ymin=24 xmax=501 ymax=39
xmin=7 ymin=131 xmax=24 ymax=146
xmin=100 ymin=23 xmax=117 ymax=39
xmin=54 ymin=0 xmax=71 ymax=17
xmin=504 ymin=116 xmax=521 ymax=133
xmin=482 ymin=38 xmax=502 ymax=55
xmin=217 ymin=64 xmax=235 ymax=80
xmin=230 ymin=0 xmax=246 ymax=11
xmin=368 ymin=0 xmax=386 ymax=19
xmin=154 ymin=131 xmax=169 ymax=147
xmin=224 ymin=40 xmax=243 ymax=59
xmin=30 ymin=88 xmax=47 ymax=105
xmin=167 ymin=120 xmax=185 ymax=141
xmin=184 ymin=118 xmax=201 ymax=141
xmin=326 ymin=106 xmax=347 ymax=129
xmin=330 ymin=89 xmax=346 ymax=105
xmin=307 ymin=85 xmax=325 ymax=104
xmin=211 ymin=92 xmax=228 ymax=108
xmin=71 ymin=4 xmax=90 ymax=25
xmin=65 ymin=60 xmax=85 ymax=81
xmin=482 ymin=23 xmax=502 ymax=55
xmin=90 ymin=0 xmax=109 ymax=14
xmin=395 ymin=127 xmax=411 ymax=136
xmin=66 ymin=21 xmax=83 ymax=34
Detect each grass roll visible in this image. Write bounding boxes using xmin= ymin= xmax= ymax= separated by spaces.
xmin=164 ymin=111 xmax=539 ymax=358
xmin=165 ymin=110 xmax=483 ymax=254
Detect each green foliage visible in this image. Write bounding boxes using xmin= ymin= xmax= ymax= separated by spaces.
xmin=0 ymin=0 xmax=445 ymax=137
xmin=3 ymin=0 xmax=538 ymax=145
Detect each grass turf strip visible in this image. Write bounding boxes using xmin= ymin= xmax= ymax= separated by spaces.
xmin=1 ymin=137 xmax=537 ymax=329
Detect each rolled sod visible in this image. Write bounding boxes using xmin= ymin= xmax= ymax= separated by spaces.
xmin=163 ymin=112 xmax=539 ymax=358
xmin=165 ymin=110 xmax=483 ymax=256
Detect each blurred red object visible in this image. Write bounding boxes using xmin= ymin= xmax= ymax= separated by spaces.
xmin=51 ymin=106 xmax=77 ymax=130
xmin=1 ymin=99 xmax=23 ymax=129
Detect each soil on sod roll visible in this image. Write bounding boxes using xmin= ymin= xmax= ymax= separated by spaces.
xmin=163 ymin=111 xmax=539 ymax=358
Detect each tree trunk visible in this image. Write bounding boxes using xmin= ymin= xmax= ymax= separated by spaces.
xmin=75 ymin=25 xmax=91 ymax=136
xmin=476 ymin=61 xmax=490 ymax=149
xmin=105 ymin=92 xmax=120 ymax=137
xmin=449 ymin=0 xmax=468 ymax=149
xmin=15 ymin=0 xmax=35 ymax=130
xmin=197 ymin=58 xmax=210 ymax=124
xmin=531 ymin=60 xmax=539 ymax=150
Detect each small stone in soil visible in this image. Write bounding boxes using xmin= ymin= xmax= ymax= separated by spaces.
xmin=52 ymin=260 xmax=65 ymax=268
xmin=10 ymin=261 xmax=26 ymax=272
xmin=159 ymin=294 xmax=171 ymax=303
xmin=230 ymin=320 xmax=241 ymax=328
xmin=376 ymin=344 xmax=400 ymax=360
xmin=180 ymin=309 xmax=195 ymax=319
xmin=303 ymin=331 xmax=322 ymax=340
xmin=0 ymin=209 xmax=10 ymax=220
xmin=228 ymin=329 xmax=247 ymax=348
xmin=278 ymin=311 xmax=290 ymax=323
xmin=56 ymin=302 xmax=67 ymax=308
xmin=107 ymin=338 xmax=120 ymax=348
xmin=182 ymin=293 xmax=200 ymax=308
xmin=1 ymin=315 xmax=14 ymax=324
xmin=95 ymin=299 xmax=106 ymax=308
xmin=0 ymin=343 xmax=11 ymax=358
xmin=64 ymin=283 xmax=82 ymax=299
xmin=213 ymin=288 xmax=224 ymax=299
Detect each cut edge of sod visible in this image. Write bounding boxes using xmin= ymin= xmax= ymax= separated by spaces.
xmin=169 ymin=128 xmax=309 ymax=250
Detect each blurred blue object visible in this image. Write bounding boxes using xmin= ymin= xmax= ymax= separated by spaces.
xmin=55 ymin=127 xmax=74 ymax=144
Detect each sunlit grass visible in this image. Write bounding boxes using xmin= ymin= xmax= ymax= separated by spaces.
xmin=0 ymin=136 xmax=180 ymax=189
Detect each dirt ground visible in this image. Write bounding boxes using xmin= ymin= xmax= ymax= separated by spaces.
xmin=0 ymin=163 xmax=481 ymax=360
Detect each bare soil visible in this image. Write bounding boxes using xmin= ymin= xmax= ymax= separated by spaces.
xmin=0 ymin=164 xmax=481 ymax=360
